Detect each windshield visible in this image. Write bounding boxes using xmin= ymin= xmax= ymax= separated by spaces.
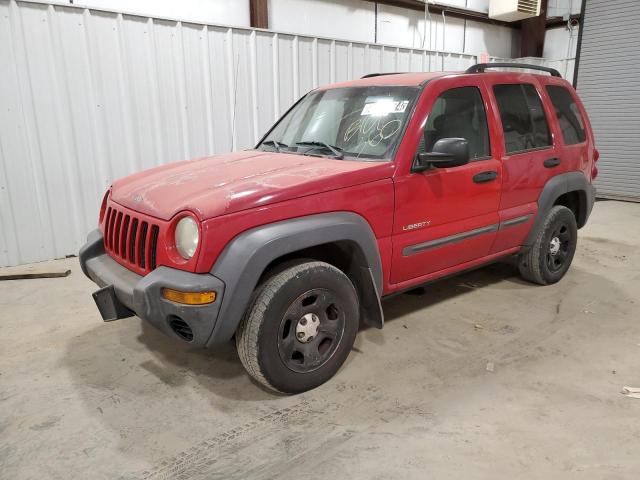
xmin=258 ymin=86 xmax=420 ymax=161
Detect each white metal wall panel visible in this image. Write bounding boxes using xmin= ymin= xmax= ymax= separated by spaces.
xmin=489 ymin=55 xmax=575 ymax=84
xmin=0 ymin=0 xmax=567 ymax=266
xmin=547 ymin=0 xmax=582 ymax=17
xmin=36 ymin=0 xmax=251 ymax=26
xmin=576 ymin=0 xmax=640 ymax=200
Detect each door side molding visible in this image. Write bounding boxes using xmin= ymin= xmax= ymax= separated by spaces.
xmin=403 ymin=224 xmax=499 ymax=256
xmin=403 ymin=213 xmax=534 ymax=257
xmin=499 ymin=214 xmax=531 ymax=229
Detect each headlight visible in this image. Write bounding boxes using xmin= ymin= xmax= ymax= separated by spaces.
xmin=175 ymin=216 xmax=199 ymax=259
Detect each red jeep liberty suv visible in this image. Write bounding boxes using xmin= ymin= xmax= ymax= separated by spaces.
xmin=80 ymin=63 xmax=597 ymax=394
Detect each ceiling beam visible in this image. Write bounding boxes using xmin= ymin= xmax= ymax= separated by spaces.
xmin=362 ymin=0 xmax=518 ymax=28
xmin=249 ymin=0 xmax=268 ymax=29
xmin=520 ymin=0 xmax=548 ymax=57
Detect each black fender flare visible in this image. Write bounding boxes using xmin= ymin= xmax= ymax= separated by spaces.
xmin=523 ymin=171 xmax=596 ymax=248
xmin=206 ymin=212 xmax=384 ymax=346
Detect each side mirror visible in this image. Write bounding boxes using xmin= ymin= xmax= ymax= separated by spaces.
xmin=412 ymin=138 xmax=470 ymax=172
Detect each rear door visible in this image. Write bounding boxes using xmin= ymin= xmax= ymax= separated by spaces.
xmin=390 ymin=77 xmax=502 ymax=286
xmin=483 ymin=76 xmax=563 ymax=253
xmin=545 ymin=81 xmax=592 ymax=178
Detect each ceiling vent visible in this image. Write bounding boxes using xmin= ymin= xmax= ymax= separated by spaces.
xmin=489 ymin=0 xmax=541 ymax=22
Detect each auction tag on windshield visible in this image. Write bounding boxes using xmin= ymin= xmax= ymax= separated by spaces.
xmin=361 ymin=99 xmax=409 ymax=116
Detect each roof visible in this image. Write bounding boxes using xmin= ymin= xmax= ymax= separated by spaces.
xmin=320 ymin=72 xmax=451 ymax=89
xmin=317 ymin=64 xmax=565 ymax=90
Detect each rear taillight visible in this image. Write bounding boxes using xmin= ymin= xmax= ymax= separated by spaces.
xmin=592 ymin=149 xmax=600 ymax=180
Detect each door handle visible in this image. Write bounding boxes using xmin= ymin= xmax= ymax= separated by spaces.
xmin=473 ymin=171 xmax=498 ymax=183
xmin=544 ymin=157 xmax=561 ymax=168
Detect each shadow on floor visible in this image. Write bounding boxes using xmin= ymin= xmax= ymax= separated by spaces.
xmin=61 ymin=260 xmax=534 ymax=407
xmin=380 ymin=260 xmax=526 ymax=324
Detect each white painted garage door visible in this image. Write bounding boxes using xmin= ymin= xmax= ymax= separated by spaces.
xmin=576 ymin=0 xmax=640 ymax=201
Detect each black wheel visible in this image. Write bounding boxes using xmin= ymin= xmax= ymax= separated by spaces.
xmin=518 ymin=205 xmax=578 ymax=285
xmin=236 ymin=261 xmax=359 ymax=394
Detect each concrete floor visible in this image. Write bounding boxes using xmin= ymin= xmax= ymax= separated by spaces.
xmin=1 ymin=200 xmax=640 ymax=480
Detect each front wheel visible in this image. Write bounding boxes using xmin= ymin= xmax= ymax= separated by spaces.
xmin=518 ymin=205 xmax=578 ymax=285
xmin=236 ymin=261 xmax=359 ymax=394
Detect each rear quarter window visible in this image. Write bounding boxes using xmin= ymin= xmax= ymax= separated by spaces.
xmin=546 ymin=85 xmax=587 ymax=145
xmin=493 ymin=84 xmax=552 ymax=154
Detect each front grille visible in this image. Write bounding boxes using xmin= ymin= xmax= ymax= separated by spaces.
xmin=104 ymin=205 xmax=160 ymax=273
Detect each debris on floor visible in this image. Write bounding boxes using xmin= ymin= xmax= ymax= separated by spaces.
xmin=583 ymin=301 xmax=596 ymax=314
xmin=0 ymin=264 xmax=71 ymax=281
xmin=622 ymin=387 xmax=640 ymax=399
xmin=486 ymin=362 xmax=495 ymax=372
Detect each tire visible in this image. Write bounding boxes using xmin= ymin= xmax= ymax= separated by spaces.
xmin=236 ymin=261 xmax=359 ymax=394
xmin=518 ymin=205 xmax=578 ymax=285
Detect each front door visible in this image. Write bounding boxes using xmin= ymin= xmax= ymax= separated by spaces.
xmin=391 ymin=80 xmax=502 ymax=286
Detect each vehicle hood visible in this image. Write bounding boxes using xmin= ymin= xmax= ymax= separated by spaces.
xmin=110 ymin=151 xmax=392 ymax=221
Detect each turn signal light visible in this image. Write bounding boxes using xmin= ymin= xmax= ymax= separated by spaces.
xmin=161 ymin=288 xmax=216 ymax=305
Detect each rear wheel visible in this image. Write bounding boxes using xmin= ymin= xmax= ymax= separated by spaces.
xmin=518 ymin=205 xmax=578 ymax=285
xmin=236 ymin=261 xmax=359 ymax=394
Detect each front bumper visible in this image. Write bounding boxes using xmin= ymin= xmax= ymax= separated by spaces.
xmin=79 ymin=229 xmax=225 ymax=347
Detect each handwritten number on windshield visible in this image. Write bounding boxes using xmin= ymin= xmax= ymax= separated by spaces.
xmin=344 ymin=117 xmax=402 ymax=147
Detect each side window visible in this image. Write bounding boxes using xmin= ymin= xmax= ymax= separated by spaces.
xmin=493 ymin=84 xmax=552 ymax=154
xmin=546 ymin=85 xmax=587 ymax=145
xmin=417 ymin=86 xmax=490 ymax=160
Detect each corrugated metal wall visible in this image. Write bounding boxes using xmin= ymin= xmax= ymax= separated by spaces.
xmin=0 ymin=0 xmax=572 ymax=267
xmin=576 ymin=0 xmax=640 ymax=201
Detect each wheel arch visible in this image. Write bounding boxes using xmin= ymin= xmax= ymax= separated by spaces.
xmin=206 ymin=212 xmax=384 ymax=346
xmin=524 ymin=172 xmax=595 ymax=248
xmin=553 ymin=190 xmax=588 ymax=228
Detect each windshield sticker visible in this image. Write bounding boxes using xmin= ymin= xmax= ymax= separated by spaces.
xmin=361 ymin=99 xmax=409 ymax=116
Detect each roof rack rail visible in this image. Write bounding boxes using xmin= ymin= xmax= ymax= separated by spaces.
xmin=466 ymin=63 xmax=562 ymax=78
xmin=361 ymin=72 xmax=407 ymax=79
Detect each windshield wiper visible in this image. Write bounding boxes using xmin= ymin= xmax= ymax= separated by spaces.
xmin=296 ymin=141 xmax=344 ymax=159
xmin=261 ymin=140 xmax=289 ymax=153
